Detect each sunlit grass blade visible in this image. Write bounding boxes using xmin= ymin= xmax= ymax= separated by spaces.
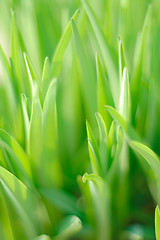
xmin=21 ymin=94 xmax=30 ymax=151
xmin=42 ymin=57 xmax=50 ymax=104
xmin=50 ymin=9 xmax=80 ymax=79
xmin=53 ymin=215 xmax=82 ymax=240
xmin=155 ymin=206 xmax=160 ymax=240
xmin=118 ymin=36 xmax=126 ymax=83
xmin=81 ymin=0 xmax=119 ymax=106
xmin=29 ymin=82 xmax=43 ymax=185
xmin=119 ymin=67 xmax=131 ymax=121
xmin=23 ymin=52 xmax=40 ymax=96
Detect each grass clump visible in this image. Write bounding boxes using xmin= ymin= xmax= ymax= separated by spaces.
xmin=0 ymin=0 xmax=160 ymax=239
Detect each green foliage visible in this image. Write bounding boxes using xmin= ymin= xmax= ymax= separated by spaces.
xmin=0 ymin=0 xmax=160 ymax=239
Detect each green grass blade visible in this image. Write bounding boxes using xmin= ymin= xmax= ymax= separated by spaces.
xmin=0 ymin=166 xmax=40 ymax=239
xmin=105 ymin=105 xmax=140 ymax=141
xmin=0 ymin=45 xmax=17 ymax=116
xmin=42 ymin=57 xmax=50 ymax=104
xmin=42 ymin=79 xmax=62 ymax=187
xmin=21 ymin=94 xmax=30 ymax=151
xmin=81 ymin=0 xmax=119 ymax=106
xmin=130 ymin=141 xmax=160 ymax=203
xmin=11 ymin=10 xmax=23 ymax=92
xmin=88 ymin=140 xmax=101 ymax=176
xmin=0 ymin=129 xmax=31 ymax=178
xmin=72 ymin=20 xmax=96 ymax=121
xmin=95 ymin=112 xmax=107 ymax=175
xmin=86 ymin=120 xmax=99 ymax=158
xmin=23 ymin=52 xmax=40 ymax=96
xmin=29 ymin=82 xmax=43 ymax=185
xmin=53 ymin=215 xmax=82 ymax=240
xmin=131 ymin=5 xmax=152 ymax=113
xmin=50 ymin=9 xmax=80 ymax=79
xmin=118 ymin=36 xmax=126 ymax=83
xmin=155 ymin=206 xmax=160 ymax=240
xmin=82 ymin=172 xmax=111 ymax=240
xmin=119 ymin=67 xmax=131 ymax=121
xmin=96 ymin=54 xmax=113 ymax=128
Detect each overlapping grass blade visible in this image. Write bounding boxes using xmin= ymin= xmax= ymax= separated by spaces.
xmin=50 ymin=9 xmax=80 ymax=79
xmin=42 ymin=79 xmax=62 ymax=187
xmin=53 ymin=215 xmax=82 ymax=240
xmin=11 ymin=10 xmax=23 ymax=92
xmin=0 ymin=129 xmax=31 ymax=177
xmin=82 ymin=172 xmax=110 ymax=240
xmin=105 ymin=105 xmax=140 ymax=141
xmin=95 ymin=113 xmax=107 ymax=175
xmin=81 ymin=0 xmax=119 ymax=106
xmin=0 ymin=166 xmax=45 ymax=239
xmin=29 ymin=82 xmax=43 ymax=185
xmin=130 ymin=141 xmax=160 ymax=203
xmin=72 ymin=20 xmax=96 ymax=121
xmin=96 ymin=54 xmax=113 ymax=128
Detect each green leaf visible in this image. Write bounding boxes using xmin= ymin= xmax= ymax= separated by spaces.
xmin=96 ymin=54 xmax=113 ymax=128
xmin=118 ymin=36 xmax=126 ymax=83
xmin=29 ymin=82 xmax=43 ymax=185
xmin=21 ymin=94 xmax=30 ymax=152
xmin=23 ymin=52 xmax=40 ymax=96
xmin=53 ymin=215 xmax=82 ymax=240
xmin=129 ymin=141 xmax=160 ymax=203
xmin=88 ymin=140 xmax=101 ymax=176
xmin=82 ymin=172 xmax=111 ymax=240
xmin=41 ymin=57 xmax=50 ymax=104
xmin=50 ymin=9 xmax=80 ymax=79
xmin=42 ymin=79 xmax=62 ymax=187
xmin=86 ymin=121 xmax=101 ymax=175
xmin=95 ymin=112 xmax=108 ymax=175
xmin=0 ymin=129 xmax=31 ymax=178
xmin=0 ymin=166 xmax=45 ymax=239
xmin=86 ymin=120 xmax=99 ymax=158
xmin=119 ymin=67 xmax=131 ymax=121
xmin=11 ymin=10 xmax=23 ymax=92
xmin=105 ymin=105 xmax=140 ymax=142
xmin=0 ymin=45 xmax=17 ymax=117
xmin=81 ymin=0 xmax=119 ymax=106
xmin=72 ymin=20 xmax=96 ymax=122
xmin=131 ymin=5 xmax=152 ymax=113
xmin=155 ymin=205 xmax=160 ymax=240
